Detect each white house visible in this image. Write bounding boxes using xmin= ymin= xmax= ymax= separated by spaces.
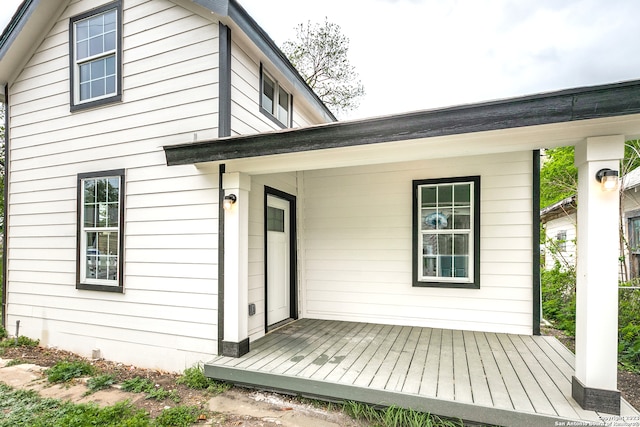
xmin=541 ymin=195 xmax=577 ymax=270
xmin=2 ymin=0 xmax=640 ymax=418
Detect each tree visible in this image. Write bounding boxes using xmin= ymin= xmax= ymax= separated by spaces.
xmin=540 ymin=147 xmax=577 ymax=208
xmin=282 ymin=18 xmax=365 ymax=116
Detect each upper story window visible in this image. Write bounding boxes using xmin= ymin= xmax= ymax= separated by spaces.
xmin=70 ymin=2 xmax=122 ymax=111
xmin=555 ymin=230 xmax=567 ymax=252
xmin=260 ymin=64 xmax=292 ymax=128
xmin=413 ymin=176 xmax=481 ymax=288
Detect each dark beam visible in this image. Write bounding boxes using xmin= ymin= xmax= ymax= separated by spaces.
xmin=164 ymin=80 xmax=640 ymax=166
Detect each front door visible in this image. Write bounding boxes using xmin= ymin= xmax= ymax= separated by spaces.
xmin=266 ymin=191 xmax=296 ymax=328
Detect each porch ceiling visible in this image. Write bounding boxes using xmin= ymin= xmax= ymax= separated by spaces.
xmin=205 ymin=319 xmax=639 ymax=427
xmin=165 ymin=80 xmax=640 ymax=174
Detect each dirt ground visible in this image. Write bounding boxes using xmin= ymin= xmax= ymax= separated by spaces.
xmin=0 ymin=345 xmax=362 ymax=427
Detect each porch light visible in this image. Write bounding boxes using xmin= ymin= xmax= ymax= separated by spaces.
xmin=595 ymin=168 xmax=619 ymax=191
xmin=223 ymin=194 xmax=237 ymax=210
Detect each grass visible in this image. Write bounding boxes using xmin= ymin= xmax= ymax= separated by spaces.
xmin=342 ymin=401 xmax=463 ymax=427
xmin=45 ymin=360 xmax=96 ymax=384
xmin=176 ymin=363 xmax=231 ymax=394
xmin=121 ymin=377 xmax=180 ymax=403
xmin=0 ymin=382 xmax=208 ymax=427
xmin=84 ymin=374 xmax=116 ymax=395
xmin=0 ymin=336 xmax=39 ymax=348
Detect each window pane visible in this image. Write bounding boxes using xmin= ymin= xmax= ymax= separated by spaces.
xmin=104 ymin=31 xmax=116 ymax=52
xmin=88 ymin=15 xmax=104 ymax=37
xmin=76 ymin=20 xmax=88 ymax=40
xmin=89 ymin=34 xmax=104 ymax=57
xmin=84 ymin=205 xmax=97 ymax=227
xmin=437 ymin=208 xmax=452 ymax=230
xmin=104 ymin=10 xmax=116 ymax=32
xmin=80 ymin=82 xmax=90 ymax=101
xmin=106 ymin=55 xmax=116 ymax=75
xmin=453 ymin=234 xmax=469 ymax=255
xmin=438 ymin=185 xmax=453 ymax=206
xmin=262 ymin=74 xmax=275 ymax=113
xmin=91 ymin=59 xmax=105 ymax=79
xmin=79 ymin=63 xmax=90 ymax=84
xmin=438 ymin=234 xmax=452 ymax=256
xmin=454 ymin=184 xmax=471 ymax=204
xmin=105 ymin=76 xmax=116 ymax=95
xmin=453 ymin=207 xmax=471 ymax=229
xmin=91 ymin=79 xmax=105 ymax=98
xmin=454 ymin=255 xmax=468 ymax=278
xmin=422 ymin=186 xmax=436 ymax=207
xmin=278 ymin=87 xmax=289 ymax=124
xmin=77 ymin=40 xmax=89 ymax=60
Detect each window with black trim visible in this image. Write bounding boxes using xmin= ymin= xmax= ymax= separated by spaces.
xmin=77 ymin=170 xmax=125 ymax=292
xmin=413 ymin=176 xmax=480 ymax=288
xmin=69 ymin=1 xmax=122 ymax=110
xmin=260 ymin=64 xmax=292 ymax=128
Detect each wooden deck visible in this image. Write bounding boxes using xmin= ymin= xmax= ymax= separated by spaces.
xmin=205 ymin=319 xmax=639 ymax=426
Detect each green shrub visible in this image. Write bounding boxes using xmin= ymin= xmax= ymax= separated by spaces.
xmin=46 ymin=360 xmax=96 ymax=384
xmin=85 ymin=374 xmax=116 ymax=395
xmin=0 ymin=336 xmax=40 ymax=348
xmin=618 ymin=287 xmax=640 ymax=372
xmin=177 ymin=363 xmax=231 ymax=394
xmin=120 ymin=377 xmax=154 ymax=394
xmin=0 ymin=326 xmax=7 ymax=340
xmin=153 ymin=406 xmax=201 ymax=427
xmin=541 ymin=261 xmax=576 ymax=335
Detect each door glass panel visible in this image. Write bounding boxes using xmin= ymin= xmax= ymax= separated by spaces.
xmin=267 ymin=206 xmax=285 ymax=232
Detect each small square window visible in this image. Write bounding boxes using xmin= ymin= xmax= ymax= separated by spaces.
xmin=70 ymin=2 xmax=121 ymax=110
xmin=260 ymin=65 xmax=292 ymax=128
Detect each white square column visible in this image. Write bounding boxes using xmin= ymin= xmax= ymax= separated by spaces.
xmin=222 ymin=172 xmax=251 ymax=357
xmin=572 ymin=135 xmax=624 ymax=414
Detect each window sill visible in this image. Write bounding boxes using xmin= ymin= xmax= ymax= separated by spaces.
xmin=71 ymin=94 xmax=121 ymax=113
xmin=259 ymin=106 xmax=287 ymax=129
xmin=413 ymin=281 xmax=480 ymax=289
xmin=77 ymin=283 xmax=123 ymax=293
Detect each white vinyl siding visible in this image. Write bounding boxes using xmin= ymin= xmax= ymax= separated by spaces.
xmin=300 ymin=151 xmax=534 ymax=335
xmin=229 ymin=39 xmax=326 ymax=136
xmin=6 ymin=0 xmax=221 ymax=371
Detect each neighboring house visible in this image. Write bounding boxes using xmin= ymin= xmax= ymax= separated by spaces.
xmin=541 ymin=168 xmax=640 ymax=280
xmin=541 ymin=195 xmax=577 ymax=270
xmin=2 ymin=0 xmax=640 ymax=418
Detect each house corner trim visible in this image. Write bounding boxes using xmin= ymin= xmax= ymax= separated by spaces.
xmin=532 ymin=150 xmax=541 ymax=335
xmin=571 ymin=376 xmax=620 ymax=415
xmin=218 ymin=22 xmax=231 ymax=137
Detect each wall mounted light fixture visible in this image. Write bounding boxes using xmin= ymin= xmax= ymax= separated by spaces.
xmin=595 ymin=168 xmax=619 ymax=191
xmin=223 ymin=194 xmax=237 ymax=210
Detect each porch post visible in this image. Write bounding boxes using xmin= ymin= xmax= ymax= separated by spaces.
xmin=221 ymin=172 xmax=251 ymax=357
xmin=572 ymin=135 xmax=624 ymax=414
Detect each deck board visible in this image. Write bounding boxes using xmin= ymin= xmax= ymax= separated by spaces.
xmin=402 ymin=327 xmax=431 ymax=394
xmin=205 ymin=319 xmax=640 ymax=427
xmin=462 ymin=330 xmax=493 ymax=407
xmin=452 ymin=329 xmax=473 ymax=403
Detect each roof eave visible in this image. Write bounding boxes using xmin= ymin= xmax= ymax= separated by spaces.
xmin=164 ymin=79 xmax=640 ymax=166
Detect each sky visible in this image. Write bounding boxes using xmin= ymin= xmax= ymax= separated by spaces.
xmin=2 ymin=0 xmax=640 ymax=119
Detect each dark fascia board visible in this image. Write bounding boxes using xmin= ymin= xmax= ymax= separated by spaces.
xmin=0 ymin=0 xmax=35 ymax=55
xmin=164 ymin=79 xmax=640 ymax=166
